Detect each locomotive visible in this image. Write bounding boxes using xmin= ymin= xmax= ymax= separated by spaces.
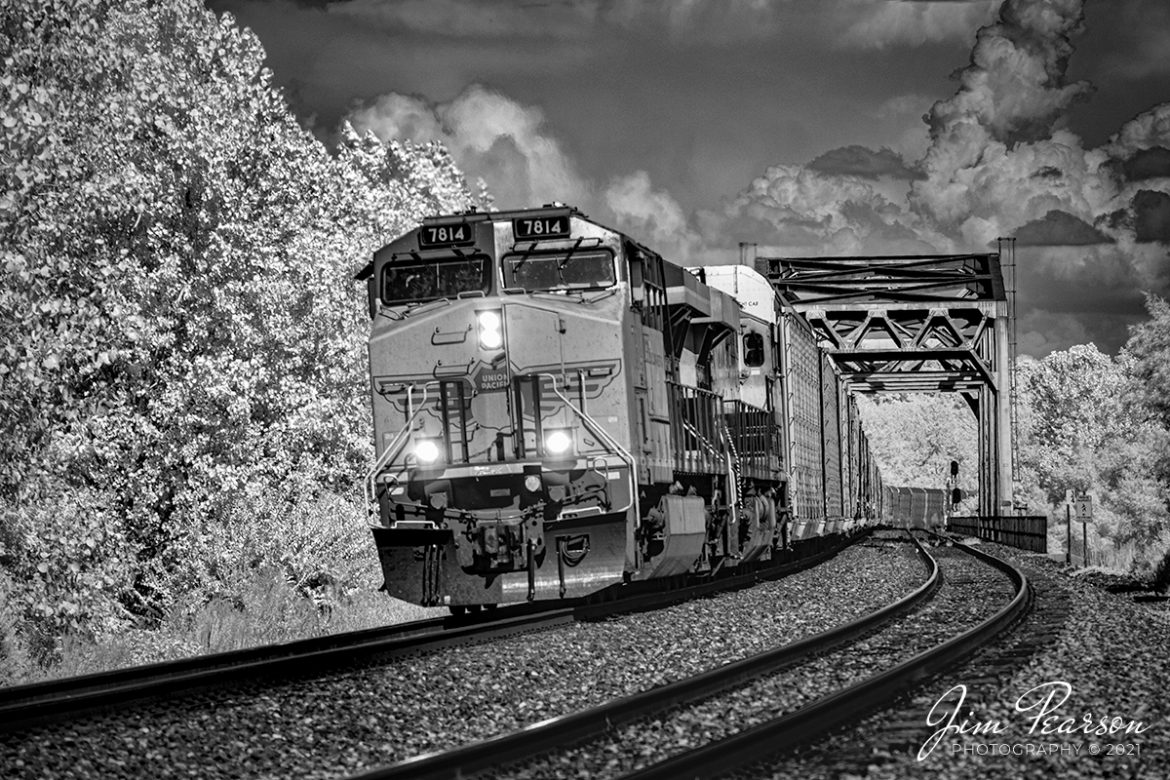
xmin=357 ymin=204 xmax=884 ymax=610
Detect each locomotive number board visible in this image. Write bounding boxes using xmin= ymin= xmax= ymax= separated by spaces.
xmin=419 ymin=222 xmax=475 ymax=248
xmin=513 ymin=216 xmax=570 ymax=240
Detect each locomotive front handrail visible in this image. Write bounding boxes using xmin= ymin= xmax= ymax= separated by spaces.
xmin=536 ymin=372 xmax=635 ymax=516
xmin=364 ymin=384 xmax=432 ymax=524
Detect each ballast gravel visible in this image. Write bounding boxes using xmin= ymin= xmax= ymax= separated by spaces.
xmin=1 ymin=539 xmax=925 ymax=780
xmin=502 ymin=542 xmax=1016 ymax=780
xmin=752 ymin=542 xmax=1170 ymax=780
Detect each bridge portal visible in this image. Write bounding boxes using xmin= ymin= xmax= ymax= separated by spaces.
xmin=759 ymin=250 xmax=1014 ymax=516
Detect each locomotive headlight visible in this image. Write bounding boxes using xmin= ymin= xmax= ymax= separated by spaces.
xmin=413 ymin=438 xmax=442 ymax=464
xmin=544 ymin=429 xmax=573 ymax=456
xmin=477 ymin=310 xmax=503 ymax=350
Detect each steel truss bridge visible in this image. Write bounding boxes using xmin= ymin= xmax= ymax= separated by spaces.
xmin=760 ymin=250 xmax=1014 ymax=516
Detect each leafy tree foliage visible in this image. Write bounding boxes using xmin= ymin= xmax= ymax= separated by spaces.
xmin=856 ymin=393 xmax=977 ymax=494
xmin=1016 ymin=345 xmax=1134 ymax=502
xmin=1015 ymin=341 xmax=1170 ymax=564
xmin=1125 ymin=295 xmax=1170 ymax=440
xmin=1 ymin=0 xmax=478 ymax=658
xmin=860 ymin=332 xmax=1170 ymax=572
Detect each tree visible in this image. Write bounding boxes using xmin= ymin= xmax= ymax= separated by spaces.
xmin=1015 ymin=344 xmax=1133 ymax=503
xmin=0 ymin=0 xmax=478 ymax=652
xmin=1125 ymin=294 xmax=1170 ymax=445
xmin=856 ymin=393 xmax=977 ymax=492
xmin=1014 ymin=340 xmax=1170 ymax=566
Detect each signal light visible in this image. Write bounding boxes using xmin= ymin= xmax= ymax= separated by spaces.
xmin=477 ymin=310 xmax=503 ymax=350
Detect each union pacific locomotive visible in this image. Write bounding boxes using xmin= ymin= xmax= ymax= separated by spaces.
xmin=358 ymin=204 xmax=884 ymax=610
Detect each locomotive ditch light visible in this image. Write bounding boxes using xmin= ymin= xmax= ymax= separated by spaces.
xmin=477 ymin=309 xmax=504 ymax=350
xmin=413 ymin=438 xmax=443 ymax=464
xmin=524 ymin=474 xmax=543 ymax=493
xmin=544 ymin=428 xmax=574 ymax=457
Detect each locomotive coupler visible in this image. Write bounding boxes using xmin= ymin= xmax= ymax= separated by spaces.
xmin=456 ymin=508 xmax=546 ymax=575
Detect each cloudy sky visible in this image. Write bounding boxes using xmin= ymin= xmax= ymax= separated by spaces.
xmin=206 ymin=0 xmax=1170 ymax=357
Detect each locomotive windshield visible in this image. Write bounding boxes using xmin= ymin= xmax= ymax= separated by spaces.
xmin=381 ymin=255 xmax=491 ymax=305
xmin=502 ymin=249 xmax=615 ymax=293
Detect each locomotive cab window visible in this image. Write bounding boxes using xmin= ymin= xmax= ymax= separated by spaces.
xmin=381 ymin=254 xmax=491 ymax=305
xmin=502 ymin=249 xmax=615 ymax=293
xmin=743 ymin=331 xmax=765 ymax=367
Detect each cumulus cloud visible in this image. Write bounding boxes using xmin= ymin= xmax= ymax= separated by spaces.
xmin=693 ymin=0 xmax=1170 ymax=354
xmin=347 ymin=86 xmax=704 ymax=257
xmin=347 ymin=85 xmax=590 ymax=210
xmin=916 ymin=0 xmax=1092 ymax=180
xmin=1014 ymin=209 xmax=1111 ymax=246
xmin=702 ymin=1 xmax=1112 ymax=256
xmin=807 ymin=145 xmax=924 ymax=180
xmin=1104 ymin=102 xmax=1170 ymax=158
xmin=1132 ymin=190 xmax=1170 ymax=243
xmin=1111 ymin=147 xmax=1170 ymax=182
xmin=603 ymin=171 xmax=704 ymax=259
xmin=338 ymin=0 xmax=1170 ymax=356
xmin=696 ymin=164 xmax=950 ymax=256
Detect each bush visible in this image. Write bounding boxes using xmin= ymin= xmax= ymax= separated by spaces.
xmin=0 ymin=484 xmax=442 ymax=684
xmin=0 ymin=571 xmax=41 ymax=686
xmin=0 ymin=480 xmax=136 ymax=666
xmin=180 ymin=488 xmax=379 ymax=611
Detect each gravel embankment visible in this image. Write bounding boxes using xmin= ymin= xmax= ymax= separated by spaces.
xmin=743 ymin=542 xmax=1170 ymax=780
xmin=0 ymin=540 xmax=925 ymax=780
xmin=503 ymin=542 xmax=1015 ymax=780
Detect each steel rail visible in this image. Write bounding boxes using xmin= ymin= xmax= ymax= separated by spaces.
xmin=0 ymin=602 xmax=575 ymax=733
xmin=619 ymin=533 xmax=1032 ymax=780
xmin=350 ymin=531 xmax=940 ymax=780
xmin=0 ymin=533 xmax=862 ymax=734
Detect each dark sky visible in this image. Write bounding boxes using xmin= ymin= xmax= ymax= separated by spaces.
xmin=205 ymin=0 xmax=1170 ymax=357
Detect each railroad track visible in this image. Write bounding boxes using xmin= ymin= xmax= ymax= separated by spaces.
xmin=357 ymin=531 xmax=1028 ymax=780
xmin=0 ymin=602 xmax=573 ymax=732
xmin=0 ymin=534 xmax=852 ymax=737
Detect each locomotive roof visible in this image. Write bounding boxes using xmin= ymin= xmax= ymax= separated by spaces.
xmin=354 ymin=203 xmax=651 ymax=281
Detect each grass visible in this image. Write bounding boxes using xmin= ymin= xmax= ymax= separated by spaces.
xmin=0 ymin=489 xmax=456 ymax=687
xmin=2 ymin=569 xmax=446 ymax=687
